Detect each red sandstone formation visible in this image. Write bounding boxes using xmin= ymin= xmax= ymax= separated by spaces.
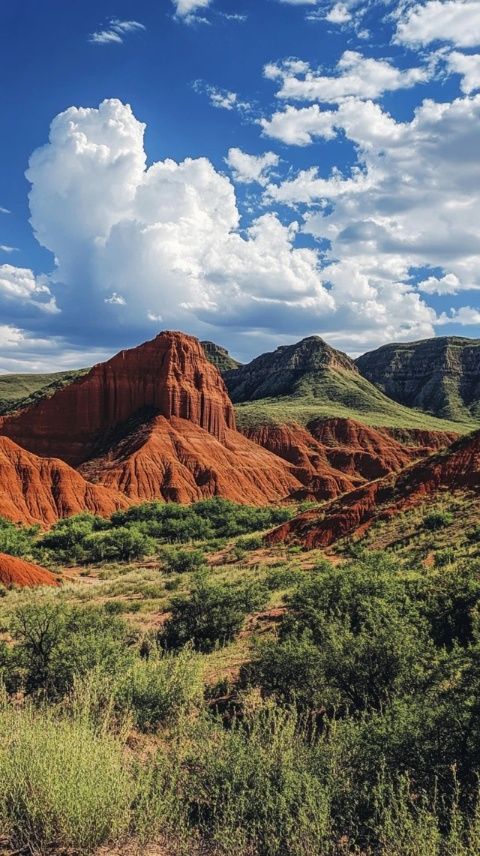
xmin=0 ymin=332 xmax=236 ymax=466
xmin=79 ymin=415 xmax=301 ymax=505
xmin=267 ymin=430 xmax=480 ymax=549
xmin=0 ymin=330 xmax=462 ymax=522
xmin=244 ymin=418 xmax=457 ymax=501
xmin=0 ymin=436 xmax=128 ymax=526
xmin=0 ymin=553 xmax=59 ymax=588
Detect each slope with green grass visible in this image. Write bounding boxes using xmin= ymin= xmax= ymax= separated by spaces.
xmin=0 ymin=369 xmax=87 ymax=415
xmin=356 ymin=336 xmax=480 ymax=424
xmin=224 ymin=336 xmax=473 ymax=434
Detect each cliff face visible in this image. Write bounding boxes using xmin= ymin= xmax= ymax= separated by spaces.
xmin=0 ymin=332 xmax=236 ymax=466
xmin=224 ymin=336 xmax=356 ymax=402
xmin=267 ymin=430 xmax=480 ymax=549
xmin=0 ymin=436 xmax=127 ymax=526
xmin=243 ymin=418 xmax=457 ymax=501
xmin=356 ymin=337 xmax=480 ymax=422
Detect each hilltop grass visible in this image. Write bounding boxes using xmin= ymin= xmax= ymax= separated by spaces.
xmin=234 ymin=382 xmax=476 ymax=434
xmin=0 ymin=368 xmax=87 ymax=415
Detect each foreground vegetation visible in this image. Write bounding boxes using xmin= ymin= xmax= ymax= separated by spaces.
xmin=1 ymin=497 xmax=480 ymax=854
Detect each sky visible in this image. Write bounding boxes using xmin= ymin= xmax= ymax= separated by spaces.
xmin=0 ymin=0 xmax=480 ymax=370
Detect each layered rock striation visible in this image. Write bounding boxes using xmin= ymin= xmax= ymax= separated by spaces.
xmin=0 ymin=332 xmax=236 ymax=466
xmin=267 ymin=430 xmax=480 ymax=549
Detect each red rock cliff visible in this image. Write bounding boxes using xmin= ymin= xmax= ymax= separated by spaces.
xmin=267 ymin=429 xmax=480 ymax=549
xmin=0 ymin=332 xmax=236 ymax=466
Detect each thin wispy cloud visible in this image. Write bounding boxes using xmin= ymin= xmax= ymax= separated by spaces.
xmin=0 ymin=245 xmax=18 ymax=253
xmin=193 ymin=80 xmax=253 ymax=114
xmin=0 ymin=207 xmax=10 ymax=215
xmin=89 ymin=18 xmax=145 ymax=46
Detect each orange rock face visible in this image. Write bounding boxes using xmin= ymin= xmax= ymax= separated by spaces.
xmin=79 ymin=415 xmax=301 ymax=505
xmin=244 ymin=418 xmax=457 ymax=501
xmin=267 ymin=429 xmax=480 ymax=549
xmin=0 ymin=552 xmax=59 ymax=588
xmin=0 ymin=332 xmax=236 ymax=466
xmin=0 ymin=436 xmax=128 ymax=526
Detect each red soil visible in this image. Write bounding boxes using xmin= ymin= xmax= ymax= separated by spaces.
xmin=244 ymin=418 xmax=457 ymax=501
xmin=0 ymin=552 xmax=59 ymax=588
xmin=267 ymin=429 xmax=480 ymax=549
xmin=0 ymin=436 xmax=128 ymax=526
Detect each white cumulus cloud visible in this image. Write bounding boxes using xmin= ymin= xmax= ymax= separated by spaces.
xmin=447 ymin=50 xmax=480 ymax=92
xmin=226 ymin=148 xmax=280 ymax=184
xmin=265 ymin=51 xmax=430 ymax=103
xmin=172 ymin=0 xmax=212 ymax=22
xmin=395 ymin=0 xmax=480 ymax=48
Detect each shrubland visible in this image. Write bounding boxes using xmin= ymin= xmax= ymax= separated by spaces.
xmin=1 ymin=496 xmax=480 ymax=854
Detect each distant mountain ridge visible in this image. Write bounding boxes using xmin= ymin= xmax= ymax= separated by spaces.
xmin=224 ymin=335 xmax=467 ymax=434
xmin=356 ymin=337 xmax=480 ymax=423
xmin=201 ymin=341 xmax=241 ymax=372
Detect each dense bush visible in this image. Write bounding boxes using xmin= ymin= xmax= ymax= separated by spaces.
xmin=7 ymin=602 xmax=133 ymax=698
xmin=423 ymin=510 xmax=454 ymax=531
xmin=160 ymin=546 xmax=206 ymax=573
xmin=0 ymin=517 xmax=38 ymax=557
xmin=0 ymin=704 xmax=133 ymax=854
xmin=114 ymin=648 xmax=203 ymax=731
xmin=111 ymin=497 xmax=291 ymax=542
xmin=162 ymin=572 xmax=268 ymax=652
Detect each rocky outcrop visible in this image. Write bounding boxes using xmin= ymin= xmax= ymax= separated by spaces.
xmin=0 ymin=553 xmax=59 ymax=588
xmin=201 ymin=341 xmax=241 ymax=372
xmin=79 ymin=415 xmax=301 ymax=505
xmin=0 ymin=436 xmax=128 ymax=526
xmin=356 ymin=337 xmax=480 ymax=422
xmin=267 ymin=430 xmax=480 ymax=549
xmin=0 ymin=332 xmax=236 ymax=466
xmin=224 ymin=336 xmax=356 ymax=402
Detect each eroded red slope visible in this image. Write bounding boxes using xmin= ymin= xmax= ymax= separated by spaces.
xmin=244 ymin=418 xmax=458 ymax=501
xmin=79 ymin=415 xmax=301 ymax=505
xmin=0 ymin=553 xmax=59 ymax=588
xmin=267 ymin=430 xmax=480 ymax=548
xmin=0 ymin=436 xmax=128 ymax=526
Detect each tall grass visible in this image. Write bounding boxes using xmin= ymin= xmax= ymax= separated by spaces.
xmin=0 ymin=700 xmax=133 ymax=854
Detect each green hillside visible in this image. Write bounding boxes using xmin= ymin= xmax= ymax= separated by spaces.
xmin=0 ymin=368 xmax=88 ymax=415
xmin=225 ymin=336 xmax=475 ymax=433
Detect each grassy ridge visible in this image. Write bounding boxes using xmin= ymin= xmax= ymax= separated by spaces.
xmin=234 ymin=367 xmax=476 ymax=433
xmin=0 ymin=368 xmax=87 ymax=415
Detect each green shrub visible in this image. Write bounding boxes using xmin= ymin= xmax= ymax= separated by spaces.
xmin=156 ymin=706 xmax=331 ymax=856
xmin=81 ymin=527 xmax=155 ymax=563
xmin=236 ymin=533 xmax=263 ymax=551
xmin=434 ymin=548 xmax=456 ymax=567
xmin=160 ymin=546 xmax=206 ymax=573
xmin=162 ymin=572 xmax=267 ymax=653
xmin=0 ymin=517 xmax=38 ymax=557
xmin=423 ymin=510 xmax=454 ymax=531
xmin=9 ymin=602 xmax=133 ymax=698
xmin=114 ymin=648 xmax=203 ymax=731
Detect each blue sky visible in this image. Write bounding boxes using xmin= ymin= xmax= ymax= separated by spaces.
xmin=0 ymin=0 xmax=479 ymax=369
